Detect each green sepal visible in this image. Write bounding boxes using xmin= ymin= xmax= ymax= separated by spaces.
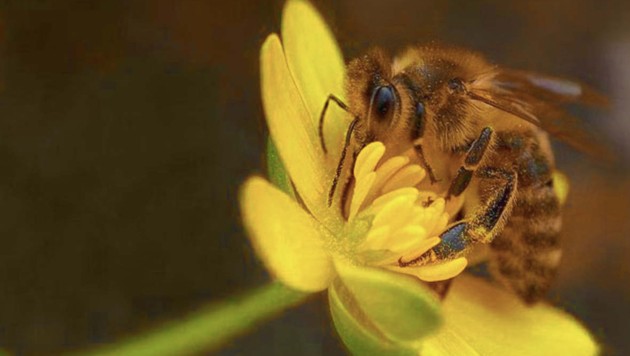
xmin=333 ymin=264 xmax=442 ymax=347
xmin=329 ymin=281 xmax=417 ymax=356
xmin=266 ymin=137 xmax=295 ymax=197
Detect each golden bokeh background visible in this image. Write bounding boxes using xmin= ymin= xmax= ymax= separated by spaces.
xmin=0 ymin=0 xmax=628 ymax=354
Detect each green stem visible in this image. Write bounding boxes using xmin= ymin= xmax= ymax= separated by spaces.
xmin=83 ymin=282 xmax=310 ymax=355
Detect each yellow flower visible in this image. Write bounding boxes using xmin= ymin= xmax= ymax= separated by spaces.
xmin=240 ymin=0 xmax=599 ymax=354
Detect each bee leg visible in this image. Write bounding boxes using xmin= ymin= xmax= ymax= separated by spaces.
xmin=468 ymin=167 xmax=517 ymax=244
xmin=318 ymin=94 xmax=350 ymax=154
xmin=446 ymin=127 xmax=494 ymax=199
xmin=328 ymin=118 xmax=359 ymax=206
xmin=339 ymin=150 xmax=361 ymax=217
xmin=435 ymin=168 xmax=516 ymax=259
xmin=399 ymin=167 xmax=516 ymax=266
xmin=413 ymin=143 xmax=439 ymax=184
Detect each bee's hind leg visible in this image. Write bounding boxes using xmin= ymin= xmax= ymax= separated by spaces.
xmin=399 ymin=167 xmax=517 ymax=266
xmin=466 ymin=167 xmax=517 ymax=244
xmin=424 ymin=126 xmax=496 ymax=262
xmin=446 ymin=126 xmax=494 ymax=199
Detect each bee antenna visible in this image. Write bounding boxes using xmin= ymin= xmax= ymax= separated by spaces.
xmin=328 ymin=117 xmax=359 ymax=207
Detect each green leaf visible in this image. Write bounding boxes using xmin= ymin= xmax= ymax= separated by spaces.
xmin=266 ymin=137 xmax=295 ymax=197
xmin=329 ymin=283 xmax=416 ymax=356
xmin=335 ymin=263 xmax=442 ymax=345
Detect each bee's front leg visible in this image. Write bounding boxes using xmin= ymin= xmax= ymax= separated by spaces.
xmin=318 ymin=94 xmax=349 ymax=154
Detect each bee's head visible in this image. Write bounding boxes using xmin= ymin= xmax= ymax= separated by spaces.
xmin=346 ymin=46 xmax=492 ymax=152
xmin=345 ymin=48 xmax=408 ymax=146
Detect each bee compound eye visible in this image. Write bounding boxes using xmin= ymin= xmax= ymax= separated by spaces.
xmin=415 ymin=101 xmax=426 ymax=118
xmin=371 ymin=85 xmax=396 ymax=121
xmin=412 ymin=101 xmax=426 ymax=138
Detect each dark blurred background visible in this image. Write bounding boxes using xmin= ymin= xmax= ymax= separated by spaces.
xmin=0 ymin=0 xmax=628 ymax=354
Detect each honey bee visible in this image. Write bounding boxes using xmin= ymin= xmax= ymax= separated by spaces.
xmin=319 ymin=45 xmax=608 ymax=304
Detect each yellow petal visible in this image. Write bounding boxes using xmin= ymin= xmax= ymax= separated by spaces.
xmin=423 ymin=275 xmax=599 ymax=356
xmin=240 ymin=177 xmax=334 ymax=292
xmin=282 ymin=0 xmax=349 ymax=158
xmin=260 ymin=34 xmax=328 ymax=217
xmin=422 ymin=326 xmax=480 ymax=356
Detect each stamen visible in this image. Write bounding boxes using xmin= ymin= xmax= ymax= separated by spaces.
xmin=348 ymin=172 xmax=376 ymax=221
xmin=391 ymin=205 xmax=425 ymax=234
xmin=411 ymin=198 xmax=447 ymax=234
xmin=372 ymin=156 xmax=409 ymax=191
xmin=378 ymin=237 xmax=441 ymax=265
xmin=363 ymin=226 xmax=391 ymax=247
xmin=353 ymin=142 xmax=386 ymax=181
xmin=387 ymin=225 xmax=427 ymax=252
xmin=429 ymin=197 xmax=446 ymax=212
xmin=398 ymin=236 xmax=442 ymax=262
xmin=347 ymin=142 xmax=387 ymax=220
xmin=382 ymin=165 xmax=426 ymax=193
xmin=371 ymin=195 xmax=418 ymax=229
xmin=435 ymin=213 xmax=450 ymax=234
xmin=370 ymin=187 xmax=419 ymax=211
xmin=343 ymin=141 xmax=469 ymax=284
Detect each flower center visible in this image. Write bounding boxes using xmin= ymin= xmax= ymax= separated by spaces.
xmin=341 ymin=142 xmax=450 ymax=267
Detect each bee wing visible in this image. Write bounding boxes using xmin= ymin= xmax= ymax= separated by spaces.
xmin=468 ymin=73 xmax=613 ymax=160
xmin=494 ymin=70 xmax=609 ymax=107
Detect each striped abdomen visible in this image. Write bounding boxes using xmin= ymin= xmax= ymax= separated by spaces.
xmin=487 ymin=130 xmax=562 ymax=304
